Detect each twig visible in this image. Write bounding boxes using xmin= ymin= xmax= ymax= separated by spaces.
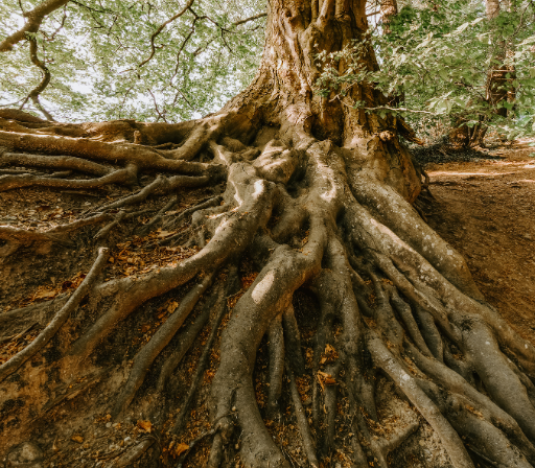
xmin=138 ymin=0 xmax=195 ymax=68
xmin=233 ymin=12 xmax=267 ymax=26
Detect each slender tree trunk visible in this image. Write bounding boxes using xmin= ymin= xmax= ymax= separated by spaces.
xmin=486 ymin=0 xmax=517 ymax=117
xmin=380 ymin=0 xmax=407 ymax=109
xmin=1 ymin=1 xmax=535 ymax=468
xmin=380 ymin=0 xmax=398 ymax=34
xmin=449 ymin=0 xmax=517 ymax=148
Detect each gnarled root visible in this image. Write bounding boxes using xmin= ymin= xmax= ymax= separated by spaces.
xmin=1 ymin=110 xmax=535 ymax=468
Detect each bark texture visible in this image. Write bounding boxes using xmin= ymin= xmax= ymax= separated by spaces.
xmin=1 ymin=1 xmax=534 ymax=468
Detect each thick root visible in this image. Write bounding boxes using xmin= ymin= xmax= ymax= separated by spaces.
xmin=1 ymin=105 xmax=535 ymax=468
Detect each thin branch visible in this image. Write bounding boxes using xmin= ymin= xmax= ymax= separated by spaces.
xmin=17 ymin=0 xmax=26 ymax=15
xmin=0 ymin=0 xmax=71 ymax=52
xmin=44 ymin=4 xmax=68 ymax=41
xmin=233 ymin=12 xmax=267 ymax=26
xmin=138 ymin=0 xmax=195 ymax=68
xmin=189 ymin=7 xmax=232 ymax=52
xmin=148 ymin=89 xmax=167 ymax=122
xmin=70 ymin=0 xmax=107 ymax=29
xmin=168 ymin=16 xmax=200 ymax=85
xmin=363 ymin=105 xmax=439 ymax=115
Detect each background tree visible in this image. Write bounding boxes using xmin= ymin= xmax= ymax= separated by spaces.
xmin=317 ymin=0 xmax=535 ymax=146
xmin=1 ymin=1 xmax=535 ymax=468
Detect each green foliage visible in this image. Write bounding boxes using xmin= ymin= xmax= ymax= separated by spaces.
xmin=0 ymin=0 xmax=266 ymax=122
xmin=316 ymin=0 xmax=535 ymax=140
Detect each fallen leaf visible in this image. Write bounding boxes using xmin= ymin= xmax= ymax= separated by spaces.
xmin=71 ymin=435 xmax=84 ymax=443
xmin=137 ymin=420 xmax=153 ymax=433
xmin=172 ymin=443 xmax=189 ymax=457
xmin=33 ymin=286 xmax=60 ymax=300
xmin=317 ymin=371 xmax=336 ymax=390
xmin=320 ymin=343 xmax=339 ymax=365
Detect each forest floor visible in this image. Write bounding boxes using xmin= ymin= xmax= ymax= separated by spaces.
xmin=1 ymin=140 xmax=535 ymax=468
xmin=422 ymin=140 xmax=535 ymax=346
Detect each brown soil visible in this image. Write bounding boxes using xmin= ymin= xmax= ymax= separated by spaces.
xmin=425 ymin=145 xmax=535 ymax=345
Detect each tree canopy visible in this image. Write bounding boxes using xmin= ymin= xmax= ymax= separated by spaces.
xmin=2 ymin=0 xmax=535 ymax=140
xmin=0 ymin=0 xmax=266 ymax=122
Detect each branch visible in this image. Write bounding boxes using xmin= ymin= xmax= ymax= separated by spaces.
xmin=70 ymin=0 xmax=107 ymax=29
xmin=363 ymin=105 xmax=439 ymax=116
xmin=44 ymin=4 xmax=68 ymax=42
xmin=21 ymin=37 xmax=56 ymax=121
xmin=0 ymin=0 xmax=71 ymax=52
xmin=233 ymin=12 xmax=267 ymax=26
xmin=138 ymin=0 xmax=195 ymax=68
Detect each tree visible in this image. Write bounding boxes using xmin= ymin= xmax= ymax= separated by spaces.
xmin=1 ymin=1 xmax=535 ymax=468
xmin=448 ymin=0 xmax=519 ymax=148
xmin=321 ymin=0 xmax=535 ymax=147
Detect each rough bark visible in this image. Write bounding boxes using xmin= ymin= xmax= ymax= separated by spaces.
xmin=1 ymin=1 xmax=534 ymax=468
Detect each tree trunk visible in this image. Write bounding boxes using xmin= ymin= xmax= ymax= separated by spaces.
xmin=1 ymin=1 xmax=535 ymax=468
xmin=486 ymin=0 xmax=517 ymax=118
xmin=380 ymin=0 xmax=398 ymax=34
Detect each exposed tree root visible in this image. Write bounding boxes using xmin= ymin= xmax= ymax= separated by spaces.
xmin=170 ymin=281 xmax=228 ymax=435
xmin=112 ymin=272 xmax=215 ymax=418
xmin=0 ymin=150 xmax=112 ymax=176
xmin=0 ymin=247 xmax=108 ymax=382
xmin=0 ymin=163 xmax=137 ymax=192
xmin=1 ymin=5 xmax=535 ymax=466
xmin=288 ymin=365 xmax=319 ymax=468
xmin=111 ymin=438 xmax=155 ymax=468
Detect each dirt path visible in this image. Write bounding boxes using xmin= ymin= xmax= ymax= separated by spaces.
xmin=424 ymin=147 xmax=535 ymax=344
